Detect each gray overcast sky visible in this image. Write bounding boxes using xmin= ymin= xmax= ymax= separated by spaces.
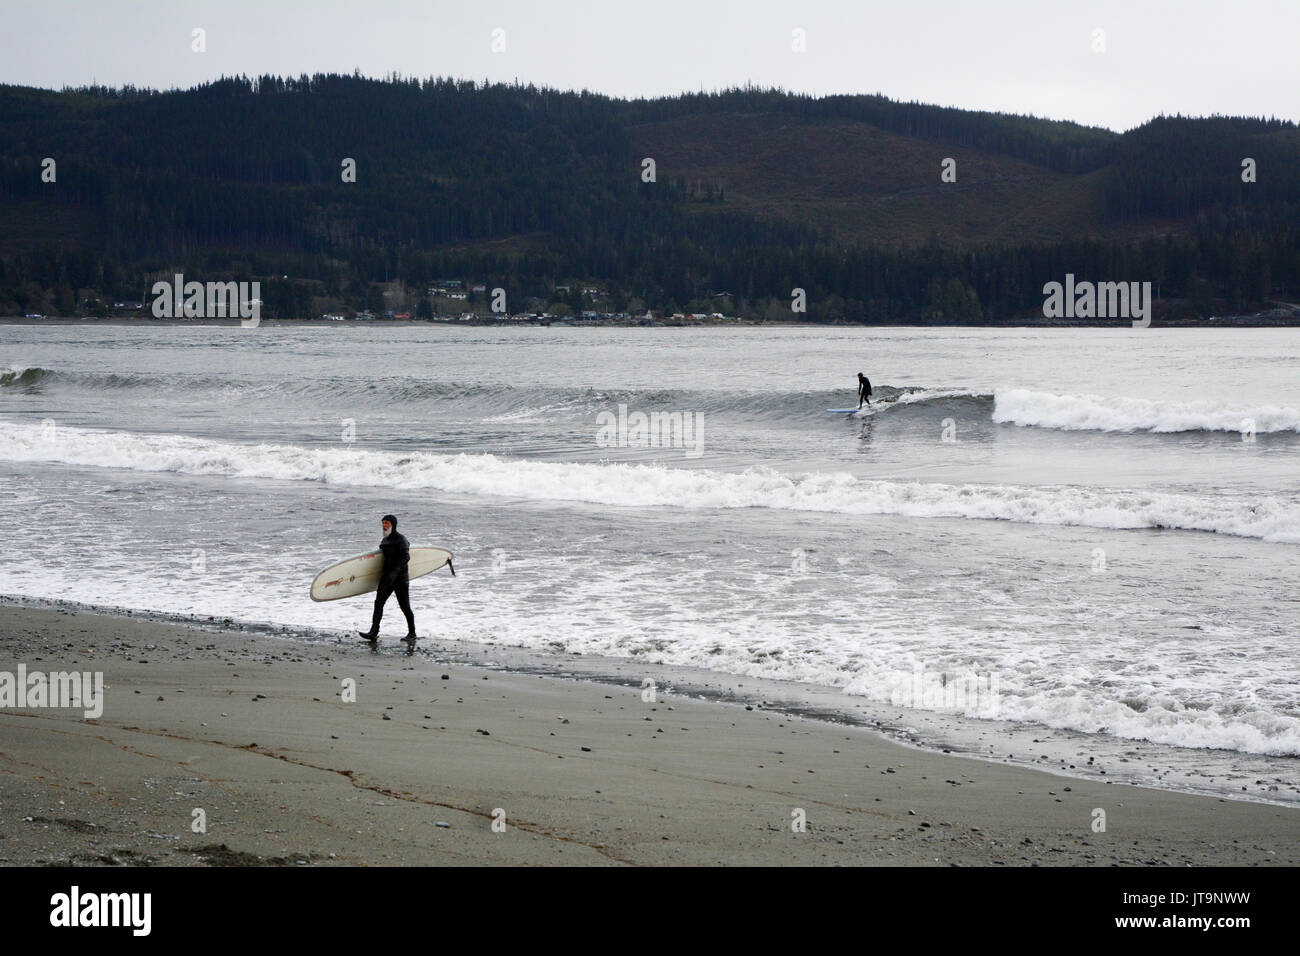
xmin=2 ymin=0 xmax=1296 ymax=131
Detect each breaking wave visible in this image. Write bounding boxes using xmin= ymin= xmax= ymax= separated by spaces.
xmin=4 ymin=419 xmax=1297 ymax=543
xmin=994 ymin=388 xmax=1300 ymax=434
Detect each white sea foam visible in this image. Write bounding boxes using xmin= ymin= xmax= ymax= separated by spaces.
xmin=842 ymin=661 xmax=1300 ymax=755
xmin=994 ymin=388 xmax=1300 ymax=434
xmin=4 ymin=562 xmax=1297 ymax=757
xmin=479 ymin=404 xmax=561 ymax=423
xmin=4 ymin=419 xmax=1299 ymax=542
xmin=886 ymin=387 xmax=987 ymax=406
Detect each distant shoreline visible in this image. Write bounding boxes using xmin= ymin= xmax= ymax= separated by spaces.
xmin=5 ymin=316 xmax=1299 ymax=329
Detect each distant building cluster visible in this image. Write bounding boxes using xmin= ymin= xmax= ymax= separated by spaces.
xmin=37 ymin=278 xmax=745 ymax=324
xmin=316 ymin=279 xmax=741 ymax=324
xmin=320 ymin=308 xmax=740 ymax=325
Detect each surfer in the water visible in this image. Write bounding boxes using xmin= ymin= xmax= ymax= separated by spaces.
xmin=359 ymin=514 xmax=417 ymax=645
xmin=858 ymin=372 xmax=872 ymax=408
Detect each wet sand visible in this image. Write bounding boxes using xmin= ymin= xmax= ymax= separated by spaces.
xmin=1 ymin=605 xmax=1296 ymax=866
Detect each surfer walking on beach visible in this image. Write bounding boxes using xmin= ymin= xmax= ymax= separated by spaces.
xmin=359 ymin=513 xmax=417 ymax=645
xmin=858 ymin=372 xmax=872 ymax=408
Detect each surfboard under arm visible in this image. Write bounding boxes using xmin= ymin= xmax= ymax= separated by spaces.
xmin=310 ymin=547 xmax=454 ymax=601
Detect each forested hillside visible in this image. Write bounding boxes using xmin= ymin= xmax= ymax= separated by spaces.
xmin=0 ymin=75 xmax=1296 ymax=321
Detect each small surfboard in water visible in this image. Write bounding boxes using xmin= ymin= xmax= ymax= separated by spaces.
xmin=826 ymin=408 xmax=860 ymax=414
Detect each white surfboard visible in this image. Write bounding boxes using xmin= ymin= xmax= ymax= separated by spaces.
xmin=310 ymin=547 xmax=454 ymax=602
xmin=826 ymin=408 xmax=861 ymax=414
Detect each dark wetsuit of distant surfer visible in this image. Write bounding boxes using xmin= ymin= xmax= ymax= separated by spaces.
xmin=858 ymin=372 xmax=872 ymax=408
xmin=359 ymin=513 xmax=416 ymax=644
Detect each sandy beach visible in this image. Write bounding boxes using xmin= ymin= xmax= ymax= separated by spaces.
xmin=0 ymin=604 xmax=1295 ymax=866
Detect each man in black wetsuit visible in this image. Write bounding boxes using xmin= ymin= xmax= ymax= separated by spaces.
xmin=359 ymin=514 xmax=417 ymax=645
xmin=858 ymin=372 xmax=872 ymax=408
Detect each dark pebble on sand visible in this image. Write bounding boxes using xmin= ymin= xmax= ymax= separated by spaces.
xmin=476 ymin=728 xmax=490 ymax=735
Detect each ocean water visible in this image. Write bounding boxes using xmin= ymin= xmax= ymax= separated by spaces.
xmin=2 ymin=322 xmax=1298 ymax=800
